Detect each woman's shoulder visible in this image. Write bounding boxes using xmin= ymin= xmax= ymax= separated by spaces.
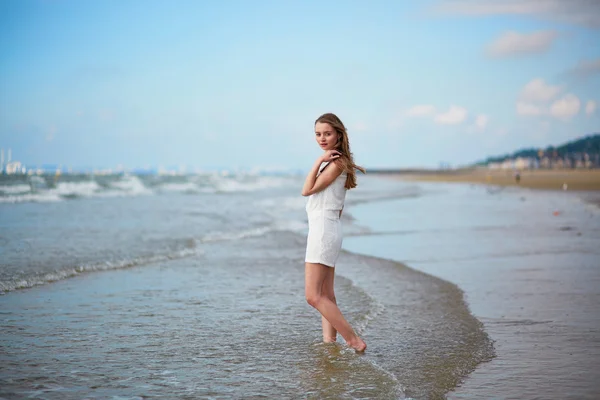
xmin=319 ymin=160 xmax=346 ymax=177
xmin=333 ymin=160 xmax=347 ymax=175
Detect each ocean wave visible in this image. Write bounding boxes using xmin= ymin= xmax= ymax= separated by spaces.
xmin=54 ymin=180 xmax=103 ymax=198
xmin=199 ymin=216 xmax=309 ymax=244
xmin=0 ymin=219 xmax=306 ymax=294
xmin=0 ymin=173 xmax=298 ymax=204
xmin=0 ymin=184 xmax=31 ymax=195
xmin=0 ymin=246 xmax=200 ymax=294
xmin=210 ymin=175 xmax=295 ymax=193
xmin=0 ymin=176 xmax=150 ymax=203
xmin=0 ymin=218 xmax=309 ymax=294
xmin=0 ymin=192 xmax=63 ymax=203
xmin=108 ymin=175 xmax=153 ymax=195
xmin=199 ymin=226 xmax=275 ymax=243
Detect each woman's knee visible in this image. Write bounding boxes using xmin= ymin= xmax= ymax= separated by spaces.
xmin=305 ymin=292 xmax=322 ymax=308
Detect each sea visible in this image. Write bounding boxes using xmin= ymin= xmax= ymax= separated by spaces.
xmin=1 ymin=171 xmax=598 ymax=399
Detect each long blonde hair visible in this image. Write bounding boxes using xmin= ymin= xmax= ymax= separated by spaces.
xmin=315 ymin=113 xmax=366 ymax=190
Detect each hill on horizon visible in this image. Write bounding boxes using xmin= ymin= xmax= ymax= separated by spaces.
xmin=474 ymin=133 xmax=600 ymax=166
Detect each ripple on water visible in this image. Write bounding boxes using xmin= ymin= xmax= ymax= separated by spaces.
xmin=0 ymin=231 xmax=492 ymax=399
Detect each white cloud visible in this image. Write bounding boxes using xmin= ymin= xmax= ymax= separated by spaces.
xmin=475 ymin=114 xmax=489 ymax=129
xmin=406 ymin=105 xmax=436 ymax=117
xmin=435 ymin=0 xmax=600 ymax=28
xmin=516 ymin=102 xmax=544 ymax=116
xmin=519 ymin=78 xmax=562 ymax=102
xmin=549 ymin=94 xmax=581 ymax=121
xmin=585 ymin=100 xmax=597 ymax=116
xmin=517 ymin=87 xmax=583 ymax=121
xmin=487 ymin=30 xmax=557 ymax=58
xmin=434 ymin=106 xmax=468 ymax=125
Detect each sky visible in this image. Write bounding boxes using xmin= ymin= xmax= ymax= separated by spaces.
xmin=1 ymin=0 xmax=599 ymax=171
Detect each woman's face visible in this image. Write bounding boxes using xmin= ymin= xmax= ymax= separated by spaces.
xmin=315 ymin=122 xmax=339 ymax=151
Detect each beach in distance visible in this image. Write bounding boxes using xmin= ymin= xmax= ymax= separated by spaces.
xmin=369 ymin=168 xmax=600 ymax=191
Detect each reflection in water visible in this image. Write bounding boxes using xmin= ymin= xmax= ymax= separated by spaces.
xmin=299 ymin=342 xmax=400 ymax=399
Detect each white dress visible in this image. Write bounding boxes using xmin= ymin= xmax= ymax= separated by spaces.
xmin=305 ymin=162 xmax=347 ymax=267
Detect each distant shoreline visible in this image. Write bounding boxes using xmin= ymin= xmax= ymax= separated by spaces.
xmin=369 ymin=168 xmax=600 ymax=191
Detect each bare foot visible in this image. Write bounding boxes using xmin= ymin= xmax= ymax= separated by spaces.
xmin=347 ymin=336 xmax=367 ymax=352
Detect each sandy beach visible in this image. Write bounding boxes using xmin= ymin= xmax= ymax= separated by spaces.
xmin=377 ymin=168 xmax=600 ymax=192
xmin=344 ymin=178 xmax=600 ymax=399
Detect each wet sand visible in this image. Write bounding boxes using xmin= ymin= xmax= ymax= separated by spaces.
xmin=0 ymin=229 xmax=493 ymax=399
xmin=377 ymin=168 xmax=600 ymax=191
xmin=344 ymin=179 xmax=600 ymax=399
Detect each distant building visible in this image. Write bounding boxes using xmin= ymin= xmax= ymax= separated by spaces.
xmin=1 ymin=148 xmax=27 ymax=174
xmin=5 ymin=161 xmax=26 ymax=174
xmin=514 ymin=157 xmax=535 ymax=170
xmin=487 ymin=157 xmax=535 ymax=170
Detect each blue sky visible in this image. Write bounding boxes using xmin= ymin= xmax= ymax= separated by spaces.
xmin=1 ymin=0 xmax=599 ymax=171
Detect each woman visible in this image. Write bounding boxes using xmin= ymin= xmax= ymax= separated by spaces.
xmin=301 ymin=112 xmax=367 ymax=352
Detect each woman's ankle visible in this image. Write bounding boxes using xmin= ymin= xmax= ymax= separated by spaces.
xmin=323 ymin=335 xmax=337 ymax=343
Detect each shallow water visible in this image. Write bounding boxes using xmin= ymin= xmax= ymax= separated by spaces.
xmin=0 ymin=174 xmax=494 ymax=399
xmin=345 ymin=181 xmax=600 ymax=399
xmin=0 ymin=231 xmax=492 ymax=399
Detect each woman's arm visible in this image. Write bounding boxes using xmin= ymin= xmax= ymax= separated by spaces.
xmin=301 ymin=151 xmax=343 ymax=197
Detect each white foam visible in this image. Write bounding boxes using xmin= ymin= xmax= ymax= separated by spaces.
xmin=211 ymin=175 xmax=295 ymax=193
xmin=54 ymin=180 xmax=102 ymax=197
xmin=0 ymin=247 xmax=200 ymax=294
xmin=0 ymin=184 xmax=31 ymax=195
xmin=0 ymin=180 xmax=106 ymax=202
xmin=156 ymin=182 xmax=200 ymax=193
xmin=109 ymin=175 xmax=153 ymax=195
xmin=198 ymin=216 xmax=309 ymax=246
xmin=0 ymin=173 xmax=299 ymax=204
xmin=0 ymin=192 xmax=63 ymax=203
xmin=200 ymin=226 xmax=273 ymax=243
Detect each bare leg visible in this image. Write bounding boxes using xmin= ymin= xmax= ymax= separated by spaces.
xmin=305 ymin=262 xmax=366 ymax=352
xmin=321 ymin=266 xmax=337 ymax=342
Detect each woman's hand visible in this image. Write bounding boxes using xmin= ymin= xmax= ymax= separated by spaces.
xmin=321 ymin=150 xmax=341 ymax=163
